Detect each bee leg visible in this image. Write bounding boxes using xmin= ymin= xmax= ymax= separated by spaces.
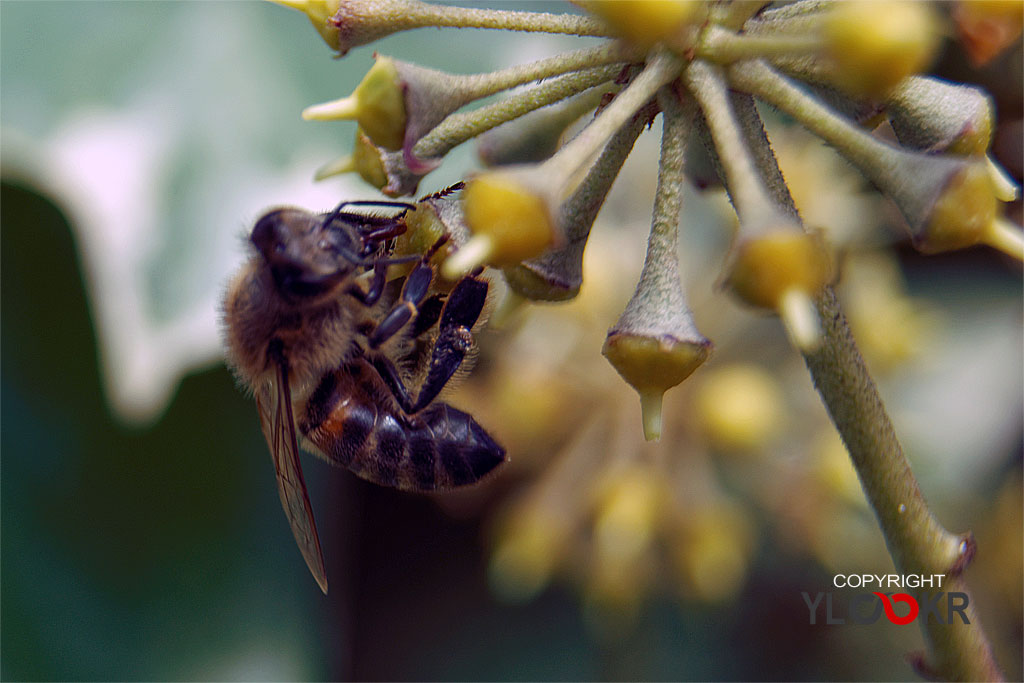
xmin=410 ymin=295 xmax=445 ymax=338
xmin=366 ymin=275 xmax=487 ymax=416
xmin=368 ymin=354 xmax=417 ymax=414
xmin=346 ymin=261 xmax=389 ymax=306
xmin=367 ymin=237 xmax=450 ymax=349
xmin=367 ymin=260 xmax=433 ymax=349
xmin=323 ymin=199 xmax=416 ymax=229
xmin=410 ymin=274 xmax=489 ymax=413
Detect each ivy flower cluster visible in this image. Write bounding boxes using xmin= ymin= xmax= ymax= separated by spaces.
xmin=272 ymin=1 xmax=1019 ymax=679
xmin=279 ymin=0 xmax=1020 ymax=442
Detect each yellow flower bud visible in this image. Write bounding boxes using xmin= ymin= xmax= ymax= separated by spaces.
xmin=727 ymin=229 xmax=832 ymax=351
xmin=728 ymin=230 xmax=831 ymax=310
xmin=695 ymin=364 xmax=786 ymax=453
xmin=823 ymin=0 xmax=941 ymax=98
xmin=603 ymin=334 xmax=711 ymax=441
xmin=582 ymin=0 xmax=707 ymax=51
xmin=488 ymin=506 xmax=566 ymax=603
xmin=593 ymin=466 xmax=666 ymax=560
xmin=670 ymin=504 xmax=753 ymax=602
xmin=911 ymin=161 xmax=1024 ymax=260
xmin=303 ymin=57 xmax=407 ymax=151
xmin=918 ymin=161 xmax=996 ymax=253
xmin=444 ymin=170 xmax=558 ymax=278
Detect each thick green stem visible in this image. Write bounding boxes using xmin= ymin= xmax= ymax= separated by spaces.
xmin=806 ymin=291 xmax=1002 ymax=682
xmin=732 ymin=90 xmax=1004 ymax=682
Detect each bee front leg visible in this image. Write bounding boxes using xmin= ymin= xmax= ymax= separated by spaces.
xmin=367 ymin=237 xmax=449 ymax=349
xmin=346 ymin=261 xmax=389 ymax=306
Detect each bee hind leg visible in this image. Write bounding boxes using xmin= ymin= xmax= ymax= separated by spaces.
xmin=410 ymin=273 xmax=488 ymax=413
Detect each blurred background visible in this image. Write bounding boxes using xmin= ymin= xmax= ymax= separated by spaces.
xmin=2 ymin=1 xmax=1021 ymax=680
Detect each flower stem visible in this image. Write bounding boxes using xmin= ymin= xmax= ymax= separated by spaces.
xmin=684 ymin=60 xmax=784 ymax=227
xmin=727 ymin=60 xmax=895 ymax=173
xmin=732 ymin=89 xmax=1004 ymax=682
xmin=541 ymin=50 xmax=685 ymax=193
xmin=697 ymin=24 xmax=823 ymax=64
xmin=457 ymin=41 xmax=639 ymax=104
xmin=806 ymin=290 xmax=1003 ymax=682
xmin=413 ymin=64 xmax=622 ymax=161
xmin=410 ymin=2 xmax=611 ymax=37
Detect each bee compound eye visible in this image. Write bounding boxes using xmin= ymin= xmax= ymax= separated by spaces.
xmin=251 ymin=211 xmax=283 ymax=257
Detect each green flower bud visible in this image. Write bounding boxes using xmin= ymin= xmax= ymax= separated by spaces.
xmin=886 ymin=77 xmax=995 ymax=156
xmin=303 ymin=56 xmax=406 ymax=150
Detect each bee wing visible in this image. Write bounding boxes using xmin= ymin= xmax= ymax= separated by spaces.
xmin=256 ymin=358 xmax=329 ymax=594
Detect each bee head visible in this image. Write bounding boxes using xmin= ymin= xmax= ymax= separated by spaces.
xmin=251 ymin=208 xmax=359 ymax=299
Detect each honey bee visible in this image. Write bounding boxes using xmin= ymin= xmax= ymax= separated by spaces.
xmin=222 ymin=190 xmax=506 ymax=593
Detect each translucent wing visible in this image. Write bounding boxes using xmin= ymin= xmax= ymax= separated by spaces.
xmin=256 ymin=353 xmax=328 ymax=594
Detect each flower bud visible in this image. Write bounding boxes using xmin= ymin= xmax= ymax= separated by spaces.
xmin=504 ymin=100 xmax=654 ymax=301
xmin=917 ymin=161 xmax=1023 ymax=258
xmin=592 ymin=465 xmax=667 ymax=561
xmin=669 ymin=502 xmax=754 ymax=602
xmin=822 ymin=0 xmax=941 ymax=98
xmin=604 ymin=333 xmax=711 ymax=441
xmin=726 ymin=226 xmax=832 ymax=351
xmin=488 ymin=505 xmax=568 ymax=603
xmin=397 ymin=186 xmax=474 ymax=281
xmin=726 ymin=61 xmax=1022 ymax=260
xmin=445 ymin=169 xmax=560 ymax=280
xmin=580 ymin=0 xmax=707 ymax=52
xmin=303 ymin=56 xmax=406 ymax=150
xmin=694 ymin=364 xmax=786 ymax=453
xmin=886 ymin=77 xmax=995 ymax=156
xmin=503 ymin=240 xmax=585 ymax=302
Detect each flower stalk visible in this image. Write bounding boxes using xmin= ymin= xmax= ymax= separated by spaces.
xmin=304 ymin=42 xmax=637 ymax=157
xmin=505 ymin=101 xmax=655 ymax=301
xmin=275 ymin=0 xmax=612 ymax=55
xmin=415 ymin=63 xmax=624 ymax=169
xmin=731 ymin=86 xmax=1004 ymax=681
xmin=603 ymin=87 xmax=712 ymax=441
xmin=696 ymin=23 xmax=823 ymax=64
xmin=445 ymin=50 xmax=684 ymax=279
xmin=477 ymin=85 xmax=611 ymax=168
xmin=685 ymin=59 xmax=829 ymax=351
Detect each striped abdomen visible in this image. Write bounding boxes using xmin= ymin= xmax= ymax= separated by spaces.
xmin=298 ymin=359 xmax=506 ymax=490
